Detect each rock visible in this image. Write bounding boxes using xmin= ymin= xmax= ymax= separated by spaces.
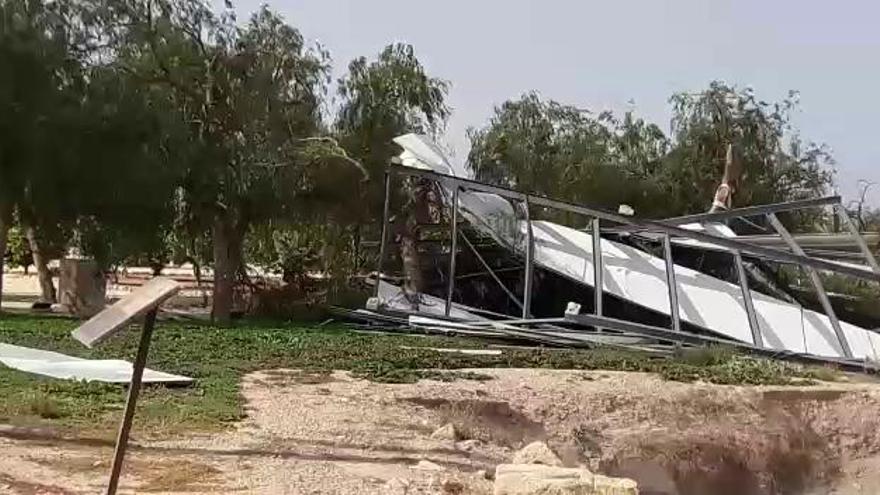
xmin=441 ymin=480 xmax=466 ymax=494
xmin=493 ymin=464 xmax=638 ymax=495
xmin=482 ymin=467 xmax=496 ymax=480
xmin=383 ymin=477 xmax=410 ymax=495
xmin=512 ymin=441 xmax=563 ymax=467
xmin=431 ymin=423 xmax=458 ymax=441
xmin=59 ymin=257 xmax=106 ymax=318
xmin=412 ymin=460 xmax=445 ymax=472
xmin=455 ymin=439 xmax=481 ymax=451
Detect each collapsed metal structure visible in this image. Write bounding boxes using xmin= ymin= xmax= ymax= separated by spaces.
xmin=350 ymin=134 xmax=880 ymax=370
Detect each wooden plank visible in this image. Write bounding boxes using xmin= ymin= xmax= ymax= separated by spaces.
xmin=72 ymin=277 xmax=181 ymax=348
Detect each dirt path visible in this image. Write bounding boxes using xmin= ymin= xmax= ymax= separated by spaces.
xmin=2 ymin=369 xmax=880 ymax=494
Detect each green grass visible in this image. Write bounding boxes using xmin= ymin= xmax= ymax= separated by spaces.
xmin=0 ymin=315 xmax=837 ymax=435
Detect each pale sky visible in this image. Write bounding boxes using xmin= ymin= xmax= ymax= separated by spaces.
xmin=233 ymin=0 xmax=880 ymax=207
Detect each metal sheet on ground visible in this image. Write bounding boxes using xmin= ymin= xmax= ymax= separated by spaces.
xmin=0 ymin=343 xmax=192 ymax=384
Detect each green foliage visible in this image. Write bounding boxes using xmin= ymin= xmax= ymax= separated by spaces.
xmin=660 ymin=355 xmax=814 ymax=385
xmin=0 ymin=315 xmax=828 ymax=433
xmin=0 ymin=0 xmax=850 ymax=320
xmin=468 ymin=84 xmax=835 ymax=225
xmin=245 ymin=222 xmax=354 ymax=284
xmin=4 ymin=226 xmax=31 ymax=270
xmin=667 ymin=82 xmax=833 ymax=223
xmin=468 ymin=93 xmax=672 ymax=218
xmin=336 ymin=43 xmax=450 ymax=222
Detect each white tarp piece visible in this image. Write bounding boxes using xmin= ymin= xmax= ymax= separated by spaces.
xmin=392 ymin=133 xmax=880 ymax=361
xmin=0 ymin=343 xmax=192 ymax=384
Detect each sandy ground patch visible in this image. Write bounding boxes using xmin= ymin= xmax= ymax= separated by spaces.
xmin=2 ymin=368 xmax=880 ymax=494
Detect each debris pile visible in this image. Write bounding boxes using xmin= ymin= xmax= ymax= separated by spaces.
xmin=338 ymin=134 xmax=880 ymax=372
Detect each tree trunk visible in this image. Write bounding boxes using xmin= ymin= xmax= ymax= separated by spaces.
xmin=26 ymin=225 xmax=56 ymax=303
xmin=397 ymin=179 xmax=440 ymax=310
xmin=191 ymin=258 xmax=208 ymax=308
xmin=399 ymin=217 xmax=422 ymax=309
xmin=0 ymin=205 xmax=11 ymax=312
xmin=212 ymin=214 xmax=234 ymax=325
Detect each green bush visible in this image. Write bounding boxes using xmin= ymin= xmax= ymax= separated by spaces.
xmin=5 ymin=226 xmax=32 ymax=270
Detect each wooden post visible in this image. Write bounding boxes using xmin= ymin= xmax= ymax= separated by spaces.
xmin=105 ymin=309 xmax=158 ymax=495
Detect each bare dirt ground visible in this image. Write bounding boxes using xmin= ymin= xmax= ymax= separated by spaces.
xmin=2 ymin=368 xmax=880 ymax=494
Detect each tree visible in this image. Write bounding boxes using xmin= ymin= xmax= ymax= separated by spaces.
xmin=0 ymin=0 xmax=86 ymax=305
xmin=335 ymin=43 xmax=450 ymax=299
xmin=468 ymin=85 xmax=835 ymax=225
xmin=666 ymin=82 xmax=833 ymax=223
xmin=336 ymin=43 xmax=450 ymax=216
xmin=90 ymin=0 xmax=362 ymax=324
xmin=467 ymin=93 xmax=672 ymax=219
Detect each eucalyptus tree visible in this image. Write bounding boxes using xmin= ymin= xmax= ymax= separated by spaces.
xmin=467 ymin=93 xmax=671 ymax=219
xmin=88 ymin=0 xmax=362 ymax=323
xmin=335 ymin=43 xmax=450 ymax=297
xmin=667 ymin=82 xmax=833 ymax=222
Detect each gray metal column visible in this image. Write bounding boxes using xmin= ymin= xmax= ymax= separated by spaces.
xmin=522 ymin=199 xmax=534 ymax=319
xmin=460 ymin=232 xmax=524 ymax=311
xmin=662 ymin=234 xmax=681 ymax=332
xmin=734 ymin=250 xmax=763 ymax=347
xmin=445 ymin=186 xmax=460 ymax=317
xmin=768 ymin=212 xmax=853 ymax=358
xmin=375 ymin=171 xmax=392 ymax=298
xmin=106 ymin=309 xmax=157 ymax=495
xmin=835 ymin=204 xmax=880 ymax=273
xmin=592 ymin=218 xmax=603 ymax=318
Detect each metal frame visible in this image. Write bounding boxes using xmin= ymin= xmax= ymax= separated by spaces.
xmin=563 ymin=311 xmax=871 ymax=370
xmin=733 ymin=250 xmax=763 ymax=347
xmin=591 ymin=218 xmax=603 ymax=319
xmin=653 ymin=196 xmax=841 ymax=226
xmin=767 ymin=212 xmax=853 ymax=358
xmin=522 ymin=199 xmax=535 ymax=319
xmin=459 ymin=232 xmax=524 ymax=311
xmin=375 ymin=171 xmax=393 ymax=299
xmin=374 ymin=165 xmax=879 ymax=364
xmin=388 ymin=166 xmax=880 ymax=283
xmin=662 ymin=234 xmax=682 ymax=332
xmin=445 ymin=187 xmax=460 ymax=316
xmin=835 ymin=204 xmax=880 ymax=273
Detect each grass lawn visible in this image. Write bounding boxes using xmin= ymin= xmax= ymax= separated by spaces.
xmin=0 ymin=314 xmax=837 ymax=436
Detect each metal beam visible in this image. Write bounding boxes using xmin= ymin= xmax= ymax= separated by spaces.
xmin=591 ymin=218 xmax=603 ymax=318
xmin=835 ymin=205 xmax=880 ymax=274
xmin=563 ymin=312 xmax=870 ymax=370
xmin=375 ymin=171 xmax=393 ymax=298
xmin=734 ymin=250 xmax=763 ymax=347
xmin=456 ymin=264 xmax=523 ymax=280
xmin=445 ymin=186 xmax=459 ymax=317
xmin=767 ymin=213 xmax=853 ymax=358
xmin=662 ymin=234 xmax=681 ymax=332
xmin=522 ymin=199 xmax=534 ymax=319
xmin=657 ymin=196 xmax=841 ymax=226
xmin=388 ymin=166 xmax=880 ymax=284
xmin=459 ymin=232 xmax=524 ymax=311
